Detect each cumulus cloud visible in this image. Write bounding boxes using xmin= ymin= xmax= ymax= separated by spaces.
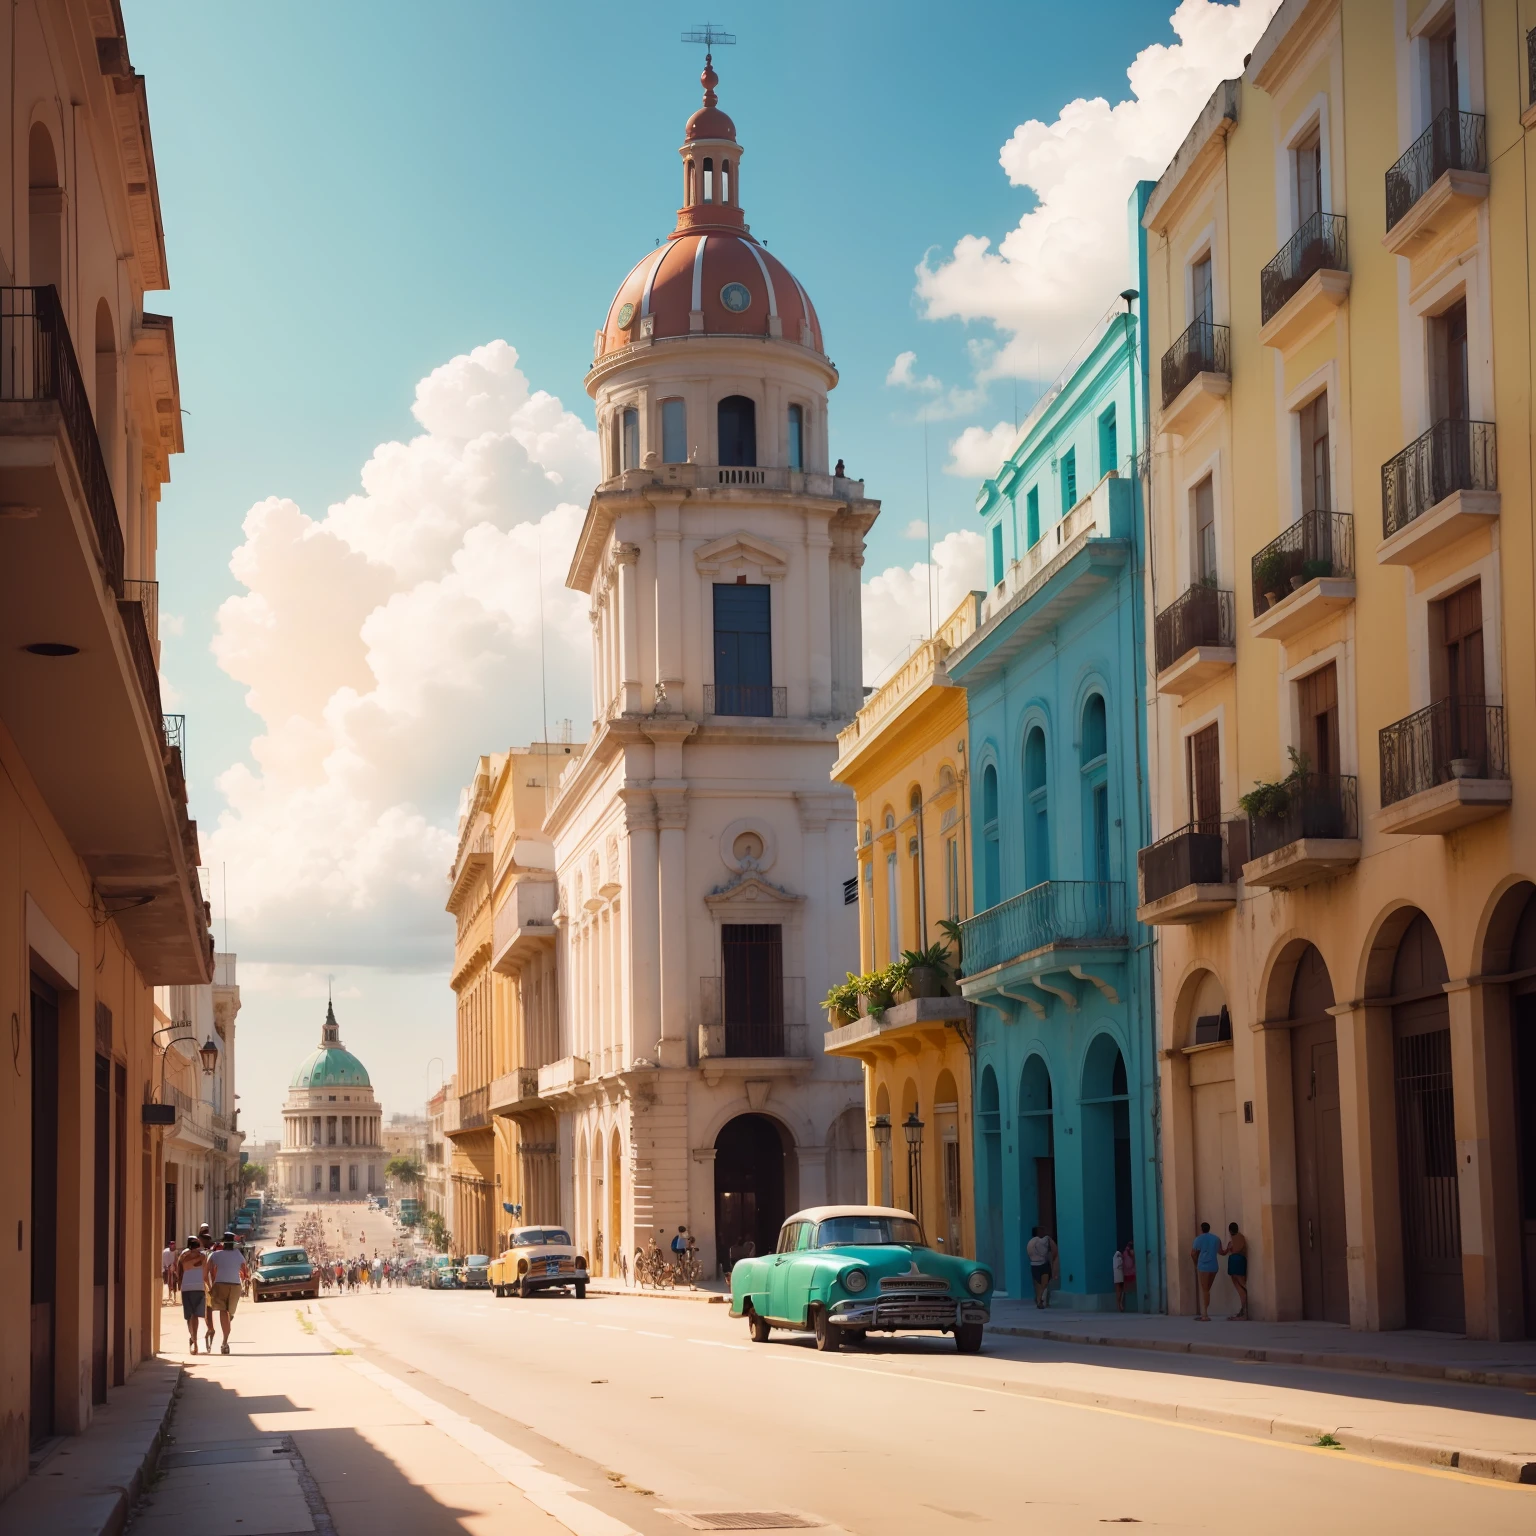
xmin=205 ymin=341 xmax=595 ymax=969
xmin=917 ymin=0 xmax=1278 ymax=381
xmin=946 ymin=421 xmax=1021 ymax=480
xmin=860 ymin=530 xmax=988 ymax=687
xmin=886 ymin=350 xmax=941 ymax=392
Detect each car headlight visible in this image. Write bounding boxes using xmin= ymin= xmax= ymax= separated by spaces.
xmin=576 ymin=1254 xmax=588 ymax=1270
xmin=966 ymin=1269 xmax=991 ymax=1296
xmin=517 ymin=1258 xmax=528 ymax=1275
xmin=842 ymin=1268 xmax=868 ymax=1294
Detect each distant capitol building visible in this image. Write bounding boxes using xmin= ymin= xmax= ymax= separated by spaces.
xmin=274 ymin=1002 xmax=384 ymax=1198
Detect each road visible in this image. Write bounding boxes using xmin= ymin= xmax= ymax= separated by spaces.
xmin=295 ymin=1278 xmax=1531 ymax=1529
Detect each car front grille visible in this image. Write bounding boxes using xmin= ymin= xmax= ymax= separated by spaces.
xmin=878 ymin=1274 xmax=951 ymax=1295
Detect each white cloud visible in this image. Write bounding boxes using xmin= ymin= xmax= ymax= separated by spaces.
xmin=902 ymin=519 xmax=930 ymax=541
xmin=886 ymin=350 xmax=940 ymax=392
xmin=205 ymin=341 xmax=595 ymax=969
xmin=860 ymin=530 xmax=988 ymax=687
xmin=916 ymin=0 xmax=1278 ymax=381
xmin=946 ymin=421 xmax=1021 ymax=480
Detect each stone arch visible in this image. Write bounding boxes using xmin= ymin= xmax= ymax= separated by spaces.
xmin=713 ymin=1111 xmax=795 ymax=1272
xmin=824 ymin=1105 xmax=867 ymax=1207
xmin=1174 ymin=966 xmax=1231 ymax=1049
xmin=1017 ymin=1053 xmax=1056 ymax=1253
xmin=872 ymin=1082 xmax=893 ymax=1205
xmin=28 ymin=118 xmax=63 ymax=296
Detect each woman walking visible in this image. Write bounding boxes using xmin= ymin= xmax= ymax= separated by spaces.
xmin=177 ymin=1234 xmax=208 ymax=1353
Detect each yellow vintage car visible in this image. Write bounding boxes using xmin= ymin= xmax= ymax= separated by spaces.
xmin=488 ymin=1225 xmax=588 ymax=1299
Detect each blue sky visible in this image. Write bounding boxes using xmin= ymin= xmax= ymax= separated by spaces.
xmin=121 ymin=1 xmax=1275 ymax=1137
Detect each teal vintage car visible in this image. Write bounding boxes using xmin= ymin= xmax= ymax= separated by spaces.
xmin=730 ymin=1205 xmax=992 ymax=1353
xmin=252 ymin=1246 xmax=319 ymax=1302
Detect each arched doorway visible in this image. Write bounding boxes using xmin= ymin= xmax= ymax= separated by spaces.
xmin=1495 ymin=886 xmax=1536 ymax=1333
xmin=713 ymin=1113 xmax=786 ymax=1271
xmin=1017 ymin=1055 xmax=1055 ymax=1257
xmin=976 ymin=1067 xmax=1005 ymax=1289
xmin=591 ymin=1129 xmax=605 ymax=1276
xmin=1081 ymin=1036 xmax=1132 ymax=1295
xmin=608 ymin=1133 xmax=623 ymax=1278
xmin=1390 ymin=912 xmax=1462 ymax=1332
xmin=825 ymin=1106 xmax=867 ymax=1207
xmin=1287 ymin=945 xmax=1348 ymax=1322
xmin=1185 ymin=969 xmax=1239 ymax=1319
xmin=28 ymin=122 xmax=62 ymax=296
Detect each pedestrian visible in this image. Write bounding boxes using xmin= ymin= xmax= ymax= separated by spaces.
xmin=1222 ymin=1222 xmax=1249 ymax=1320
xmin=197 ymin=1227 xmax=216 ymax=1349
xmin=206 ymin=1231 xmax=248 ymax=1355
xmin=1120 ymin=1241 xmax=1137 ymax=1309
xmin=177 ymin=1234 xmax=208 ymax=1353
xmin=371 ymin=1254 xmax=383 ymax=1290
xmin=161 ymin=1241 xmax=177 ymax=1301
xmin=1112 ymin=1246 xmax=1126 ymax=1311
xmin=1026 ymin=1226 xmax=1053 ymax=1309
xmin=1191 ymin=1222 xmax=1221 ymax=1320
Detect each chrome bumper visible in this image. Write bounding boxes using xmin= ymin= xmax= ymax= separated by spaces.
xmin=827 ymin=1295 xmax=989 ymax=1330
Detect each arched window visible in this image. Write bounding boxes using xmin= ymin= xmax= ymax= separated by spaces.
xmin=717 ymin=395 xmax=756 ymax=467
xmin=1080 ymin=694 xmax=1107 ymax=765
xmin=1024 ymin=728 xmax=1050 ymax=884
xmin=28 ymin=123 xmax=62 ymax=297
xmin=661 ymin=398 xmax=687 ymax=464
xmin=787 ymin=403 xmax=804 ymax=470
xmin=621 ymin=407 xmax=639 ymax=471
xmin=981 ymin=764 xmax=1000 ymax=910
xmin=721 ymin=159 xmax=731 ymax=204
xmin=703 ymin=156 xmax=714 ymax=203
xmin=685 ymin=158 xmax=695 ymax=204
xmin=1081 ymin=694 xmax=1108 ymax=884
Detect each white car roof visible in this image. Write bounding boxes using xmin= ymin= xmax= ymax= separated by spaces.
xmin=784 ymin=1205 xmax=918 ymax=1225
xmin=510 ymin=1224 xmax=570 ymax=1236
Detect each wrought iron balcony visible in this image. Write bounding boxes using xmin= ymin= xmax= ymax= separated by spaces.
xmin=1385 ymin=110 xmax=1487 ymax=232
xmin=1154 ymin=584 xmax=1234 ymax=674
xmin=0 ymin=285 xmax=124 ymax=593
xmin=1248 ymin=774 xmax=1359 ymax=861
xmin=703 ymin=683 xmax=787 ymax=718
xmin=1160 ymin=319 xmax=1229 ymax=409
xmin=1529 ymin=27 xmax=1536 ymax=115
xmin=1381 ymin=419 xmax=1496 ymax=539
xmin=124 ymin=577 xmax=159 ymax=647
xmin=698 ymin=975 xmax=807 ymax=1059
xmin=1380 ymin=697 xmax=1508 ymax=809
xmin=456 ymin=1085 xmax=489 ymax=1132
xmin=1260 ymin=213 xmax=1348 ymax=326
xmin=959 ymin=881 xmax=1126 ymax=976
xmin=1138 ymin=820 xmax=1245 ymax=906
xmin=164 ymin=713 xmax=186 ymax=763
xmin=1251 ymin=511 xmax=1354 ymax=616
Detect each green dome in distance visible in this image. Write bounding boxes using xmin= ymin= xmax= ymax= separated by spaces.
xmin=289 ymin=1001 xmax=372 ymax=1089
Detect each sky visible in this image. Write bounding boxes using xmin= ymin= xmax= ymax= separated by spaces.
xmin=121 ymin=0 xmax=1279 ymax=1141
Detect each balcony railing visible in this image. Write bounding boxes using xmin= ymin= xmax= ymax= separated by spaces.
xmin=124 ymin=577 xmax=159 ymax=647
xmin=959 ymin=881 xmax=1127 ymax=976
xmin=0 ymin=286 xmax=123 ymax=594
xmin=1251 ymin=511 xmax=1354 ymax=614
xmin=1529 ymin=27 xmax=1536 ymax=114
xmin=164 ymin=713 xmax=186 ymax=763
xmin=117 ymin=592 xmax=164 ymax=731
xmin=1248 ymin=774 xmax=1359 ymax=860
xmin=1260 ymin=212 xmax=1348 ymax=325
xmin=458 ymin=1085 xmax=489 ymax=1131
xmin=704 ymin=683 xmax=787 ymax=718
xmin=699 ymin=975 xmax=807 ymax=1058
xmin=1138 ymin=820 xmax=1247 ymax=905
xmin=1381 ymin=419 xmax=1497 ymax=538
xmin=1154 ymin=584 xmax=1235 ymax=673
xmin=1385 ymin=110 xmax=1487 ymax=231
xmin=1380 ymin=697 xmax=1508 ymax=808
xmin=1160 ymin=319 xmax=1229 ymax=409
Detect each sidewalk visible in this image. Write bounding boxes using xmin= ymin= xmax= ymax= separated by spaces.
xmin=583 ymin=1277 xmax=728 ymax=1303
xmin=986 ymin=1301 xmax=1536 ymax=1391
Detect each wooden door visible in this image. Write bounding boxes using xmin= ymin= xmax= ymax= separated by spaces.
xmin=1193 ymin=477 xmax=1216 ymax=583
xmin=1297 ymin=663 xmax=1340 ymax=777
xmin=1290 ymin=956 xmax=1348 ymax=1320
xmin=1439 ymin=582 xmax=1485 ymax=764
xmin=1187 ymin=724 xmax=1221 ymax=830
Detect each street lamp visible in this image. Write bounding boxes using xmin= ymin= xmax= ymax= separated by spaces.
xmin=198 ymin=1036 xmax=220 ymax=1075
xmin=903 ymin=1108 xmax=925 ymax=1228
xmin=869 ymin=1114 xmax=891 ymax=1148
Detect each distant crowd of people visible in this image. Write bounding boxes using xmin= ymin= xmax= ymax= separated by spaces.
xmin=319 ymin=1253 xmax=405 ymax=1291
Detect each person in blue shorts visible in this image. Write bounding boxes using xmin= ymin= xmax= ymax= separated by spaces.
xmin=1222 ymin=1222 xmax=1249 ymax=1320
xmin=1190 ymin=1222 xmax=1221 ymax=1321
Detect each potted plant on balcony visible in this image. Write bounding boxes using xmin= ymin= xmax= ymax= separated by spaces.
xmin=857 ymin=967 xmax=897 ymax=1020
xmin=937 ymin=917 xmax=964 ymax=975
xmin=1301 ymin=556 xmax=1333 ymax=582
xmin=1239 ymin=749 xmax=1311 ymax=835
xmin=823 ymin=974 xmax=861 ymax=1028
xmin=1255 ymin=549 xmax=1287 ymax=609
xmin=898 ymin=942 xmax=953 ymax=1001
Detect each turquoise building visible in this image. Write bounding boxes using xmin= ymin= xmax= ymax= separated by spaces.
xmin=947 ymin=186 xmax=1161 ymax=1310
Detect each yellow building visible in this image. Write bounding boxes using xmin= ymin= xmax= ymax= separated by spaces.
xmin=1140 ymin=0 xmax=1536 ymax=1338
xmin=827 ymin=595 xmax=982 ymax=1255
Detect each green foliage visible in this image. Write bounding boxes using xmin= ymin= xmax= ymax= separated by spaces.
xmin=1255 ymin=549 xmax=1287 ymax=594
xmin=936 ymin=917 xmax=964 ymax=961
xmin=1301 ymin=557 xmax=1333 ymax=580
xmin=423 ymin=1210 xmax=450 ymax=1253
xmin=385 ymin=1155 xmax=424 ymax=1186
xmin=822 ymin=973 xmax=863 ymax=1019
xmin=901 ymin=942 xmax=952 ymax=976
xmin=1239 ymin=747 xmax=1313 ymax=820
xmin=239 ymin=1162 xmax=266 ymax=1189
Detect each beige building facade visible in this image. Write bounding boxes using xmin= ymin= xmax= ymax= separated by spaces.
xmin=1140 ymin=0 xmax=1536 ymax=1337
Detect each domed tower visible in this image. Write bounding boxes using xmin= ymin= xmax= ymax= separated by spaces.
xmin=276 ymin=1001 xmax=385 ymax=1202
xmin=544 ymin=56 xmax=875 ymax=1280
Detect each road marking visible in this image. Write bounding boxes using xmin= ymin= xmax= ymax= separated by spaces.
xmin=310 ymin=1311 xmax=641 ymax=1536
xmin=687 ymin=1338 xmax=748 ymax=1350
xmin=635 ymin=1330 xmax=672 ymax=1339
xmin=596 ymin=1325 xmax=628 ymax=1332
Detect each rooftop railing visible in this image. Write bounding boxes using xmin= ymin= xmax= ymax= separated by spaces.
xmin=0 ymin=285 xmax=122 ymax=593
xmin=1154 ymin=583 xmax=1234 ymax=673
xmin=959 ymin=880 xmax=1127 ymax=977
xmin=1381 ymin=419 xmax=1496 ymax=539
xmin=1260 ymin=212 xmax=1348 ymax=325
xmin=1160 ymin=319 xmax=1229 ymax=409
xmin=1380 ymin=697 xmax=1508 ymax=808
xmin=1251 ymin=511 xmax=1354 ymax=615
xmin=1385 ymin=110 xmax=1487 ymax=231
xmin=704 ymin=683 xmax=786 ymax=719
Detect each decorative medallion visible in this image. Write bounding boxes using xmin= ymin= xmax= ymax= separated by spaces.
xmin=719 ymin=281 xmax=752 ymax=313
xmin=616 ymin=301 xmax=636 ymax=329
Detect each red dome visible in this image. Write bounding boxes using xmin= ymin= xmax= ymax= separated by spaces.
xmin=599 ymin=233 xmax=823 ymax=357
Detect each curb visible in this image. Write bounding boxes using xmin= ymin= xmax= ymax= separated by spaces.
xmin=584 ymin=1283 xmax=728 ymax=1304
xmin=961 ymin=1365 xmax=1536 ymax=1485
xmin=985 ymin=1320 xmax=1536 ymax=1394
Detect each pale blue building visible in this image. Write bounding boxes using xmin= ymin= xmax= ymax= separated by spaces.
xmin=948 ymin=185 xmax=1162 ymax=1310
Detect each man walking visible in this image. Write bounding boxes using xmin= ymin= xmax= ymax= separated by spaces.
xmin=205 ymin=1231 xmax=247 ymax=1354
xmin=1026 ymin=1226 xmax=1054 ymax=1309
xmin=1191 ymin=1221 xmax=1221 ymax=1321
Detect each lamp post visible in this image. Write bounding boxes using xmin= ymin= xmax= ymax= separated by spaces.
xmin=870 ymin=1114 xmax=892 ymax=1207
xmin=903 ymin=1108 xmax=925 ymax=1227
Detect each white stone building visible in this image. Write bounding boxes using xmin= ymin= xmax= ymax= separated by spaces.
xmin=541 ymin=55 xmax=871 ymax=1277
xmin=274 ymin=1003 xmax=384 ymax=1199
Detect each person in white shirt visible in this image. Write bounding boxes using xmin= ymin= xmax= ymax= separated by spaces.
xmin=177 ymin=1235 xmax=208 ymax=1353
xmin=161 ymin=1243 xmax=177 ymax=1300
xmin=205 ymin=1233 xmax=248 ymax=1355
xmin=1112 ymin=1247 xmax=1126 ymax=1311
xmin=1026 ymin=1226 xmax=1054 ymax=1309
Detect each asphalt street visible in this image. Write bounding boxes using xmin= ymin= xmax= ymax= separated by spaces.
xmin=312 ymin=1278 xmax=1534 ymax=1534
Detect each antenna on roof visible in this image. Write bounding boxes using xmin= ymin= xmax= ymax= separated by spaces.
xmin=681 ymin=22 xmax=736 ymax=62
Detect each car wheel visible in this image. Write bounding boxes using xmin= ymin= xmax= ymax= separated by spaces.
xmin=520 ymin=1278 xmax=533 ymax=1299
xmin=955 ymin=1322 xmax=984 ymax=1354
xmin=812 ymin=1307 xmax=841 ymax=1352
xmin=846 ymin=1329 xmax=869 ymax=1346
xmin=749 ymin=1311 xmax=771 ymax=1344
xmin=575 ymin=1283 xmax=587 ymax=1300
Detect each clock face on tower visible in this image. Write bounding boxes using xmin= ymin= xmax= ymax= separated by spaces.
xmin=719 ymin=281 xmax=752 ymax=313
xmin=616 ymin=302 xmax=636 ymax=329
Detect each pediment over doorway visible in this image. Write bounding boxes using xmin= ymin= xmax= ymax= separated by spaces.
xmin=704 ymin=871 xmax=805 ymax=915
xmin=694 ymin=531 xmax=789 ymax=579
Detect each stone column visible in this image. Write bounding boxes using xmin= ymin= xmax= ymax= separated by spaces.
xmin=1332 ymin=1001 xmax=1404 ymax=1330
xmin=652 ymin=500 xmax=684 ymax=703
xmin=1158 ymin=1045 xmax=1196 ymax=1316
xmin=616 ymin=543 xmax=641 ymax=713
xmin=1444 ymin=977 xmax=1523 ymax=1339
xmin=805 ymin=518 xmax=833 ymax=717
xmin=1250 ymin=1024 xmax=1301 ymax=1321
xmin=653 ymin=787 xmax=689 ymax=1070
xmin=796 ymin=792 xmax=837 ymax=1044
xmin=620 ymin=791 xmax=660 ymax=1064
